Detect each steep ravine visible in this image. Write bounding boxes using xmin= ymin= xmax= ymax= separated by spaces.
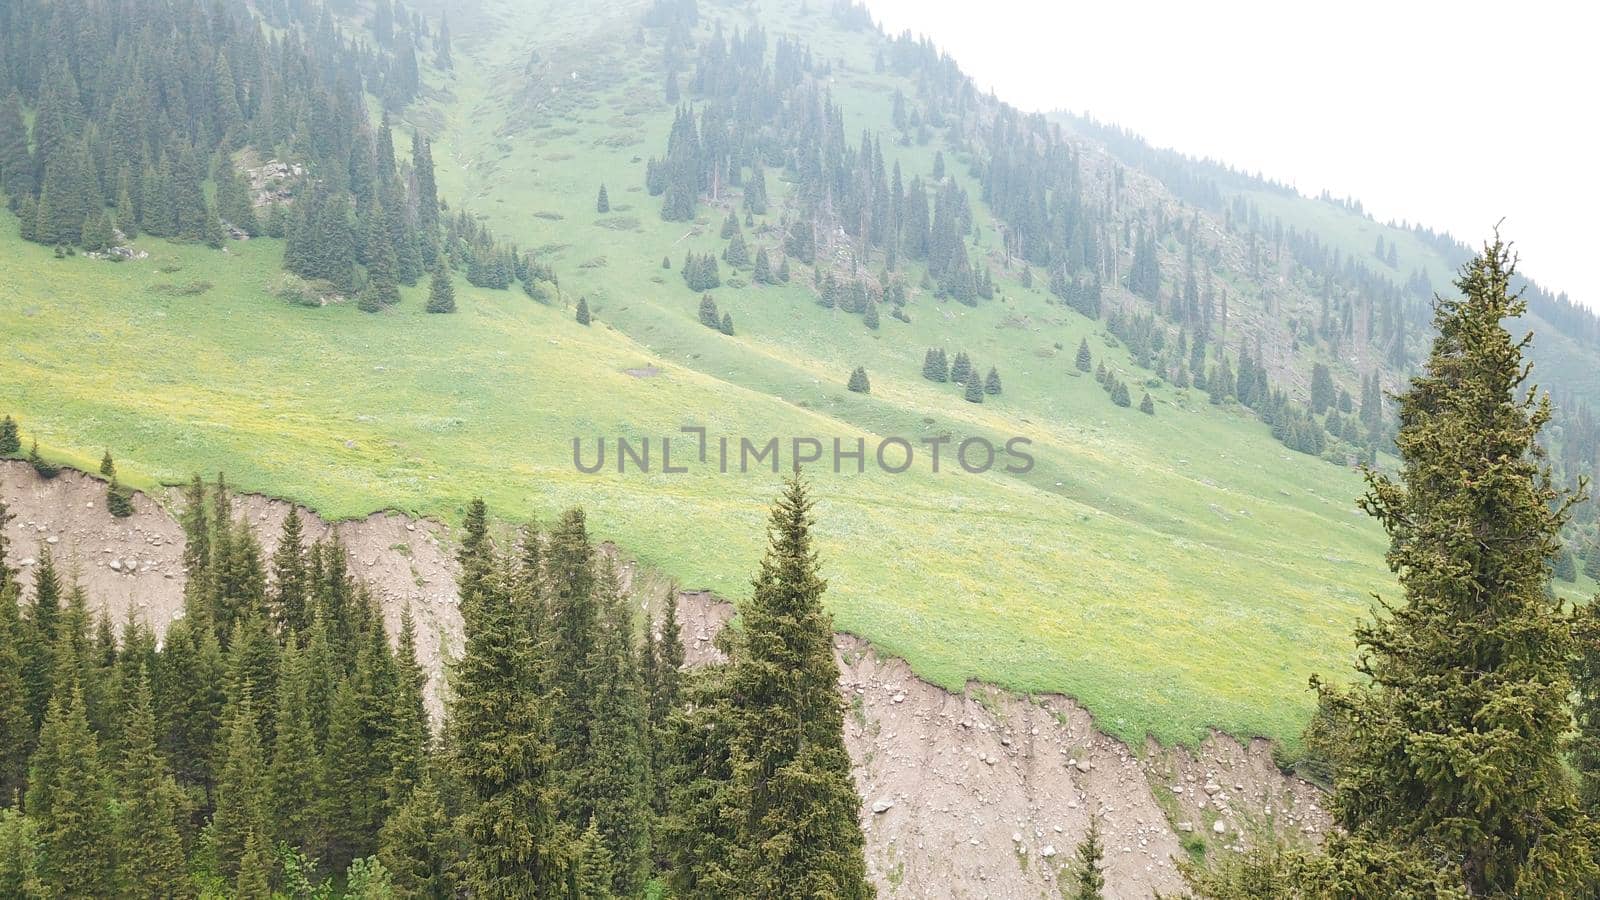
xmin=2 ymin=461 xmax=1327 ymax=898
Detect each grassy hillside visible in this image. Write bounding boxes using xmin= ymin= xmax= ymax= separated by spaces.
xmin=6 ymin=0 xmax=1594 ymax=750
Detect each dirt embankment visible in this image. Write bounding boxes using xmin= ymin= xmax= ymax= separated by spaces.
xmin=2 ymin=460 xmax=1327 ymax=898
xmin=673 ymin=593 xmax=1327 ymax=900
xmin=1 ymin=462 xmax=462 ymax=717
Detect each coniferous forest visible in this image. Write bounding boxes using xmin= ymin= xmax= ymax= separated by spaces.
xmin=0 ymin=473 xmax=871 ymax=898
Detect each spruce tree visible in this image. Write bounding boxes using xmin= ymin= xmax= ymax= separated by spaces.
xmin=576 ymin=296 xmax=592 ymax=325
xmin=848 ymin=366 xmax=870 ymax=394
xmin=1068 ymin=817 xmax=1105 ymax=899
xmin=964 ymin=372 xmax=983 ymax=403
xmin=271 ymin=507 xmax=310 ymax=638
xmin=950 ymin=351 xmax=971 ymax=385
xmin=574 ymin=819 xmax=618 ymax=900
xmin=0 ymin=415 xmax=19 ymax=455
xmin=596 ymin=183 xmax=610 ymax=214
xmin=659 ymin=661 xmax=742 ymax=899
xmin=720 ymin=311 xmax=734 ymax=335
xmin=267 ymin=639 xmax=319 ymax=854
xmin=725 ymin=473 xmax=872 ymax=898
xmin=581 ymin=563 xmax=652 ymax=896
xmin=1311 ymin=239 xmax=1600 ymax=896
xmin=115 ymin=671 xmax=189 ymax=900
xmin=1140 ymin=393 xmax=1155 ymax=415
xmin=450 ymin=549 xmax=569 ymax=895
xmin=378 ymin=773 xmax=458 ymax=900
xmin=27 ymin=690 xmax=116 ymax=898
xmin=209 ymin=692 xmax=271 ymax=881
xmin=107 ymin=479 xmax=134 ymax=518
xmin=385 ymin=606 xmax=430 ymax=807
xmin=1075 ymin=338 xmax=1093 ymax=373
xmin=28 ymin=438 xmax=60 ymax=479
xmin=426 ymin=265 xmax=456 ymax=313
xmin=0 ymin=559 xmax=29 ymax=801
xmin=21 ymin=548 xmax=63 ymax=734
xmin=984 ymin=367 xmax=1001 ymax=395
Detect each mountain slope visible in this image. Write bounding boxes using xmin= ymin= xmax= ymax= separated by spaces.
xmin=4 ymin=0 xmax=1598 ymax=751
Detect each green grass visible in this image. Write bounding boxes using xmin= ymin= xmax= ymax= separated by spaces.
xmin=0 ymin=0 xmax=1495 ymax=750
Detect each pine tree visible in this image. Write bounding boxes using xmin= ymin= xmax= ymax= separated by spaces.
xmin=720 ymin=311 xmax=734 ymax=335
xmin=1310 ymin=363 xmax=1335 ymax=415
xmin=379 ymin=773 xmax=457 ymax=900
xmin=107 ymin=478 xmax=134 ymax=518
xmin=950 ymin=351 xmax=972 ymax=385
xmin=0 ymin=554 xmax=30 ymax=801
xmin=576 ymin=296 xmax=592 ymax=325
xmin=659 ymin=661 xmax=742 ymax=899
xmin=1575 ymin=601 xmax=1600 ymax=817
xmin=848 ymin=366 xmax=870 ymax=394
xmin=99 ymin=449 xmax=115 ymax=476
xmin=0 ymin=415 xmax=19 ymax=455
xmin=28 ymin=690 xmax=116 ymax=898
xmin=385 ymin=606 xmax=430 ymax=806
xmin=1111 ymin=381 xmax=1131 ymax=408
xmin=581 ymin=563 xmax=652 ymax=896
xmin=863 ymin=299 xmax=880 ymax=329
xmin=964 ymin=372 xmax=983 ymax=403
xmin=21 ymin=548 xmax=63 ymax=734
xmin=271 ymin=508 xmax=310 ymax=638
xmin=28 ymin=438 xmax=60 ymax=479
xmin=450 ymin=545 xmax=569 ymax=895
xmin=1311 ymin=239 xmax=1600 ymax=896
xmin=1140 ymin=393 xmax=1156 ymax=415
xmin=574 ymin=819 xmax=617 ymax=900
xmin=984 ymin=367 xmax=1001 ymax=395
xmin=1068 ymin=817 xmax=1105 ymax=899
xmin=154 ymin=616 xmax=223 ymax=790
xmin=234 ymin=828 xmax=274 ymax=899
xmin=596 ymin=183 xmax=610 ymax=214
xmin=426 ymin=265 xmax=456 ymax=313
xmin=115 ymin=671 xmax=189 ymax=900
xmin=209 ymin=692 xmax=271 ymax=881
xmin=699 ymin=293 xmax=721 ymax=328
xmin=267 ymin=640 xmax=319 ymax=854
xmin=922 ymin=348 xmax=948 ymax=383
xmin=725 ymin=473 xmax=872 ymax=898
xmin=1075 ymin=338 xmax=1093 ymax=373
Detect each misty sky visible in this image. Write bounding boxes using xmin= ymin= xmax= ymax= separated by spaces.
xmin=860 ymin=0 xmax=1597 ymax=307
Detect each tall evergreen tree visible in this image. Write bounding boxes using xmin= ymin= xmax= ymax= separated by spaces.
xmin=1311 ymin=239 xmax=1600 ymax=896
xmin=114 ymin=671 xmax=189 ymax=900
xmin=27 ymin=690 xmax=116 ymax=898
xmin=725 ymin=473 xmax=872 ymax=898
xmin=0 ymin=415 xmax=19 ymax=455
xmin=450 ymin=548 xmax=569 ymax=895
xmin=208 ymin=692 xmax=271 ymax=882
xmin=267 ymin=640 xmax=320 ymax=855
xmin=270 ymin=508 xmax=310 ymax=638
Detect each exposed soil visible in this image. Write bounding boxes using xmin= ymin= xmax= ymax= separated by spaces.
xmin=3 ymin=460 xmax=1327 ymax=897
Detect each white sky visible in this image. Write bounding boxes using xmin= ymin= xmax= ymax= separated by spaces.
xmin=861 ymin=0 xmax=1599 ymax=307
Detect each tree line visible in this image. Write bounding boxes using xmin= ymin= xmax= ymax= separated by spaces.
xmin=0 ymin=471 xmax=873 ymax=898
